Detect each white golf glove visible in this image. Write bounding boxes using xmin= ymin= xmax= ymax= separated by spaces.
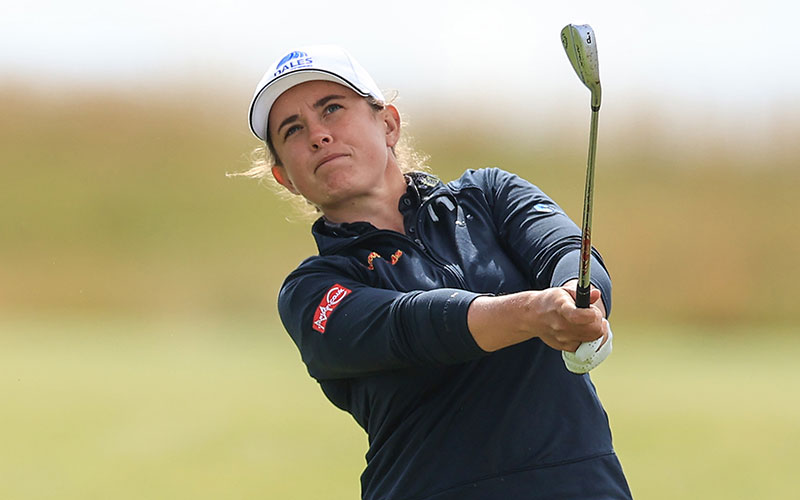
xmin=562 ymin=319 xmax=613 ymax=374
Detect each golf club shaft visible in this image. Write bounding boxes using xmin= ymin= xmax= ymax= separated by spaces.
xmin=576 ymin=108 xmax=599 ymax=308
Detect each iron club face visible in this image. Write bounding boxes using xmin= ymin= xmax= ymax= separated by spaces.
xmin=561 ymin=24 xmax=602 ymax=111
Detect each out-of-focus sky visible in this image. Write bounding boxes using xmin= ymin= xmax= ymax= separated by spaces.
xmin=2 ymin=1 xmax=797 ymax=127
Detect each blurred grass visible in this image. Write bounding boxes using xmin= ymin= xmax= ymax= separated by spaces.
xmin=2 ymin=83 xmax=799 ymax=498
xmin=1 ymin=316 xmax=798 ymax=499
xmin=0 ymin=315 xmax=365 ymax=499
xmin=594 ymin=323 xmax=800 ymax=498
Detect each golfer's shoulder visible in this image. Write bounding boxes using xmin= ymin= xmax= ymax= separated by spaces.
xmin=283 ymin=254 xmax=361 ymax=282
xmin=446 ymin=167 xmax=544 ymax=206
xmin=445 ymin=166 xmax=516 ymax=192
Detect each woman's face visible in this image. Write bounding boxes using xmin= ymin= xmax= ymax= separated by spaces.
xmin=268 ymin=80 xmax=400 ymax=212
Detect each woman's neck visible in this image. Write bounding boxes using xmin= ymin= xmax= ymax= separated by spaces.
xmin=321 ymin=166 xmax=407 ymax=233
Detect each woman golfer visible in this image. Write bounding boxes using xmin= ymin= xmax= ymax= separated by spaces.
xmin=245 ymin=45 xmax=632 ymax=499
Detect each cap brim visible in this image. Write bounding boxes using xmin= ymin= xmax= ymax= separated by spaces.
xmin=248 ymin=70 xmax=371 ymax=142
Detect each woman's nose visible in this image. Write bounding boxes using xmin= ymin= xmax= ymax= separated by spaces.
xmin=309 ymin=124 xmax=332 ymax=150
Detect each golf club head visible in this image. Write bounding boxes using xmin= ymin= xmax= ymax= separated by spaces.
xmin=561 ymin=24 xmax=602 ymax=110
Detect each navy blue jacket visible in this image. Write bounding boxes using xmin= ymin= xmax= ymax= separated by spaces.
xmin=278 ymin=168 xmax=631 ymax=499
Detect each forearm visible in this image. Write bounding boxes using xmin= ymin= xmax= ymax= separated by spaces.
xmin=467 ymin=286 xmax=608 ymax=353
xmin=467 ymin=293 xmax=537 ymax=352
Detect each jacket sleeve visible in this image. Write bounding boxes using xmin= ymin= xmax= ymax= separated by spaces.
xmin=278 ymin=258 xmax=488 ymax=381
xmin=479 ymin=167 xmax=613 ymax=315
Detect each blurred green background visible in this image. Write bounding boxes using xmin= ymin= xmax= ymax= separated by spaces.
xmin=2 ymin=75 xmax=799 ymax=498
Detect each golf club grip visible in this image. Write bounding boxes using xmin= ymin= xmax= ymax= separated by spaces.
xmin=576 ymin=284 xmax=591 ymax=308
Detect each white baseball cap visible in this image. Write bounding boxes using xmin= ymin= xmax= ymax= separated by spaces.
xmin=248 ymin=45 xmax=386 ymax=142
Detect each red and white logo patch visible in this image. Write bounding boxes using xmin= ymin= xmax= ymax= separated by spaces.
xmin=312 ymin=284 xmax=352 ymax=333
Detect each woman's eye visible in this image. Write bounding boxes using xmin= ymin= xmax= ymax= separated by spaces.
xmin=284 ymin=124 xmax=301 ymax=140
xmin=324 ymin=103 xmax=343 ymax=115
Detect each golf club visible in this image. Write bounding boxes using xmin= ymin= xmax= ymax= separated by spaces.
xmin=559 ymin=24 xmax=613 ymax=374
xmin=561 ymin=23 xmax=601 ymax=309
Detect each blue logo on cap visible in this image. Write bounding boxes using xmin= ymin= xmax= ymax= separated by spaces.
xmin=277 ymin=51 xmax=307 ymax=68
xmin=274 ymin=51 xmax=313 ymax=77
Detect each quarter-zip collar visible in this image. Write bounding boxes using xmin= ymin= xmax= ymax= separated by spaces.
xmin=312 ymin=172 xmax=443 ymax=255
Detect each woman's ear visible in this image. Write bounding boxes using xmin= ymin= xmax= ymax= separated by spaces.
xmin=271 ymin=165 xmax=299 ymax=195
xmin=383 ymin=104 xmax=401 ymax=149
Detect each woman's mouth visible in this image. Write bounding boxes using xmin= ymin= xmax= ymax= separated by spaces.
xmin=315 ymin=153 xmax=347 ymax=172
